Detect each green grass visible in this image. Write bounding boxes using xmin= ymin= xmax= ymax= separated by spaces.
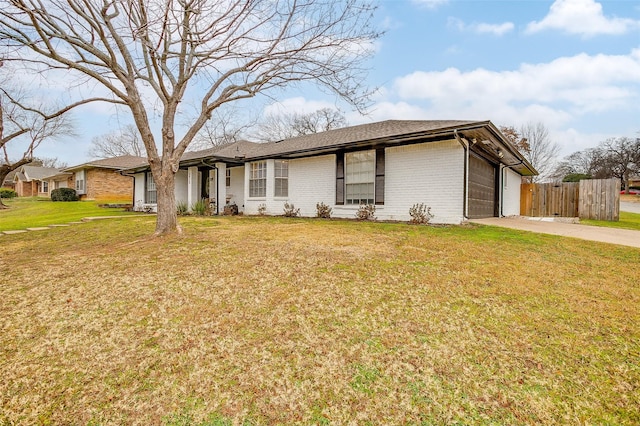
xmin=1 ymin=216 xmax=639 ymax=425
xmin=0 ymin=197 xmax=138 ymax=231
xmin=581 ymin=211 xmax=640 ymax=231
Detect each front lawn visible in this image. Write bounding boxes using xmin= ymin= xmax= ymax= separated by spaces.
xmin=1 ymin=216 xmax=638 ymax=425
xmin=0 ymin=197 xmax=137 ymax=231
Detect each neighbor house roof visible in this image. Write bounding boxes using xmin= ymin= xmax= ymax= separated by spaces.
xmin=64 ymin=155 xmax=148 ymax=172
xmin=14 ymin=166 xmax=63 ymax=182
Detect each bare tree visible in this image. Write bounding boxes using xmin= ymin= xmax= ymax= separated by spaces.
xmin=552 ymin=136 xmax=639 ymax=190
xmin=88 ymin=124 xmax=146 ymax=158
xmin=255 ymin=108 xmax=348 ymax=142
xmin=597 ymin=137 xmax=640 ymax=193
xmin=190 ymin=106 xmax=257 ymax=150
xmin=0 ymin=75 xmax=75 ymax=207
xmin=500 ymin=122 xmax=561 ymax=183
xmin=0 ymin=0 xmax=379 ymax=235
xmin=32 ymin=157 xmax=68 ymax=168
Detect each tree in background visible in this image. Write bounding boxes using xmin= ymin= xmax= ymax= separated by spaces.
xmin=0 ymin=71 xmax=75 ymax=207
xmin=32 ymin=157 xmax=68 ymax=169
xmin=596 ymin=137 xmax=640 ymax=193
xmin=190 ymin=106 xmax=257 ymax=150
xmin=89 ymin=125 xmax=146 ymax=159
xmin=553 ymin=136 xmax=639 ymax=192
xmin=254 ymin=108 xmax=348 ymax=142
xmin=500 ymin=122 xmax=560 ymax=183
xmin=1 ymin=0 xmax=379 ymax=235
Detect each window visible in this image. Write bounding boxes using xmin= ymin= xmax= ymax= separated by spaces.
xmin=274 ymin=160 xmax=288 ymax=197
xmin=75 ymin=170 xmax=85 ymax=194
xmin=146 ymin=172 xmax=157 ymax=203
xmin=249 ymin=161 xmax=266 ymax=197
xmin=226 ymin=168 xmax=231 ymax=187
xmin=345 ymin=151 xmax=375 ymax=205
xmin=40 ymin=181 xmax=49 ymax=193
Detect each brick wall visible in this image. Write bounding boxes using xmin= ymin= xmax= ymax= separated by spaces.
xmin=15 ymin=180 xmax=35 ymax=197
xmin=81 ymin=168 xmax=134 ymax=202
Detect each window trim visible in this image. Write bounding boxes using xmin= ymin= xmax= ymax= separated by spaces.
xmin=146 ymin=172 xmax=157 ymax=204
xmin=274 ymin=160 xmax=288 ymax=198
xmin=345 ymin=150 xmax=376 ymax=205
xmin=75 ymin=170 xmax=86 ymax=194
xmin=249 ymin=161 xmax=267 ymax=198
xmin=337 ymin=148 xmax=385 ymax=206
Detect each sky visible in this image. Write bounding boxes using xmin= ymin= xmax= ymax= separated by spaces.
xmin=8 ymin=0 xmax=640 ymax=167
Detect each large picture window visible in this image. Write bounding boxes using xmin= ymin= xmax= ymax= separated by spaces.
xmin=345 ymin=151 xmax=375 ymax=205
xmin=274 ymin=160 xmax=288 ymax=197
xmin=146 ymin=172 xmax=157 ymax=203
xmin=249 ymin=161 xmax=266 ymax=197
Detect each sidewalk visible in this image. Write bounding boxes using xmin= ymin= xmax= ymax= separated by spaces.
xmin=470 ymin=216 xmax=640 ymax=249
xmin=0 ymin=215 xmax=145 ymax=236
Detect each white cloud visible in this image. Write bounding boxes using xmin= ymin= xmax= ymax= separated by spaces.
xmin=411 ymin=0 xmax=449 ymax=10
xmin=448 ymin=17 xmax=514 ymax=36
xmin=393 ymin=50 xmax=640 ymax=112
xmin=526 ymin=0 xmax=640 ymax=37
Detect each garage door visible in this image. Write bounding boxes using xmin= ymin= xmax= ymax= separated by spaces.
xmin=468 ymin=154 xmax=496 ymax=219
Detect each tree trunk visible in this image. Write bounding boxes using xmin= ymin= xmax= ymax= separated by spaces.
xmin=154 ymin=171 xmax=182 ymax=235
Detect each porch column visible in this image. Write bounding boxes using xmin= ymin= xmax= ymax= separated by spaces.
xmin=216 ymin=162 xmax=227 ymax=215
xmin=187 ymin=166 xmax=199 ymax=210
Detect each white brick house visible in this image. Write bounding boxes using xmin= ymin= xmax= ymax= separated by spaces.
xmin=126 ymin=120 xmax=536 ymax=223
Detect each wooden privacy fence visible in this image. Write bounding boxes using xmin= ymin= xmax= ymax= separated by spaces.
xmin=520 ymin=178 xmax=620 ymax=221
xmin=578 ymin=178 xmax=621 ymax=221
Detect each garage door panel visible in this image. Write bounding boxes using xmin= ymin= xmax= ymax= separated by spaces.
xmin=468 ymin=154 xmax=496 ymax=219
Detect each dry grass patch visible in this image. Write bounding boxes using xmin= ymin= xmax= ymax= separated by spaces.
xmin=0 ymin=216 xmax=638 ymax=425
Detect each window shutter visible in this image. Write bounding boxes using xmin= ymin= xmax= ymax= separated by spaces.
xmin=375 ymin=148 xmax=385 ymax=205
xmin=336 ymin=152 xmax=344 ymax=205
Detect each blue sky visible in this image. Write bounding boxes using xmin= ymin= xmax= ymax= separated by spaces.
xmin=17 ymin=0 xmax=640 ymax=166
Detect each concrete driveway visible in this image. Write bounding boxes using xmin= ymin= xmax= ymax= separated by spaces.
xmin=621 ymin=201 xmax=640 ymax=214
xmin=471 ymin=217 xmax=640 ymax=249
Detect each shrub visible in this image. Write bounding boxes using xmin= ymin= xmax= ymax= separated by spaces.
xmin=51 ymin=188 xmax=79 ymax=201
xmin=283 ymin=202 xmax=300 ymax=217
xmin=176 ymin=201 xmax=188 ymax=215
xmin=0 ymin=188 xmax=17 ymax=199
xmin=316 ymin=202 xmax=332 ymax=218
xmin=409 ymin=203 xmax=434 ymax=224
xmin=355 ymin=203 xmax=376 ymax=221
xmin=257 ymin=203 xmax=267 ymax=216
xmin=191 ymin=198 xmax=207 ymax=216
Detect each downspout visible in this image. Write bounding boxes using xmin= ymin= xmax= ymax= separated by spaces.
xmin=499 ymin=164 xmax=505 ymax=217
xmin=118 ymin=169 xmax=137 ymax=208
xmin=454 ymin=129 xmax=469 ymax=220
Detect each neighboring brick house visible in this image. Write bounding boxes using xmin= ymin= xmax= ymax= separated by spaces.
xmin=64 ymin=155 xmax=147 ymax=202
xmin=12 ymin=165 xmax=70 ymax=197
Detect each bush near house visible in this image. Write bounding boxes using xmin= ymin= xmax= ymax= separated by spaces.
xmin=0 ymin=188 xmax=18 ymax=199
xmin=51 ymin=188 xmax=79 ymax=201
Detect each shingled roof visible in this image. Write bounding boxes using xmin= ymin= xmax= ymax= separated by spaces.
xmin=15 ymin=166 xmax=63 ymax=181
xmin=121 ymin=120 xmax=537 ymax=176
xmin=65 ymin=155 xmax=148 ymax=172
